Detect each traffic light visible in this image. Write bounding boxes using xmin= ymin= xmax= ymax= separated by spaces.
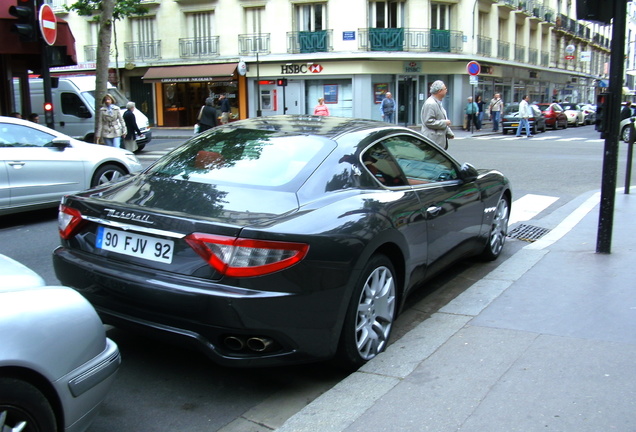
xmin=43 ymin=101 xmax=54 ymax=126
xmin=8 ymin=0 xmax=38 ymax=42
xmin=595 ymin=93 xmax=608 ymax=138
xmin=277 ymin=78 xmax=288 ymax=87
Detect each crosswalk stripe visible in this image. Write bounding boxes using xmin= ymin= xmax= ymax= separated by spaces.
xmin=510 ymin=194 xmax=559 ymax=225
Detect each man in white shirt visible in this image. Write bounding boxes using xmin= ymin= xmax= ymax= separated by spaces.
xmin=516 ymin=95 xmax=533 ymax=138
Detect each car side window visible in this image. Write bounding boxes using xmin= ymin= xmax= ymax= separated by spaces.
xmin=61 ymin=92 xmax=88 ymax=117
xmin=361 ymin=143 xmax=407 ymax=187
xmin=381 ymin=135 xmax=458 ymax=185
xmin=0 ymin=123 xmax=55 ymax=148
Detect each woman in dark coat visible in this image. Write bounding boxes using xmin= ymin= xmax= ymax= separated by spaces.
xmin=122 ymin=101 xmax=142 ymax=152
xmin=198 ymin=97 xmax=218 ymax=132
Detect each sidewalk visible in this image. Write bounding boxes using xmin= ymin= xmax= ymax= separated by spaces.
xmin=275 ymin=190 xmax=636 ymax=432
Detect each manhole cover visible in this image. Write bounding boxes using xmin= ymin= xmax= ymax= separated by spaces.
xmin=507 ymin=224 xmax=551 ymax=242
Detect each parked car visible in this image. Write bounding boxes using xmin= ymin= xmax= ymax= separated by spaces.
xmin=53 ymin=115 xmax=512 ymax=369
xmin=619 ymin=116 xmax=636 ymax=142
xmin=0 ymin=254 xmax=120 ymax=432
xmin=1 ymin=116 xmax=143 ymax=216
xmin=580 ymin=104 xmax=597 ymax=125
xmin=501 ymin=103 xmax=547 ymax=135
xmin=535 ymin=103 xmax=568 ymax=130
xmin=560 ymin=103 xmax=586 ymax=127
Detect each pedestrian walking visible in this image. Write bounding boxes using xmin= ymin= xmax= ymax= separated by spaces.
xmin=516 ymin=95 xmax=533 ymax=138
xmin=465 ymin=96 xmax=479 ymax=132
xmin=489 ymin=93 xmax=504 ymax=132
xmin=313 ymin=97 xmax=330 ymax=116
xmin=476 ymin=94 xmax=484 ymax=130
xmin=95 ymin=93 xmax=126 ymax=147
xmin=122 ymin=101 xmax=141 ymax=152
xmin=381 ymin=92 xmax=396 ymax=123
xmin=197 ymin=97 xmax=218 ymax=133
xmin=420 ymin=80 xmax=454 ymax=150
xmin=219 ymin=94 xmax=231 ymax=125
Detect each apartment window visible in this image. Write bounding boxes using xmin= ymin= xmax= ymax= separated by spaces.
xmin=132 ymin=17 xmax=156 ymax=43
xmin=187 ymin=12 xmax=215 ymax=38
xmin=296 ymin=3 xmax=326 ymax=31
xmin=431 ymin=3 xmax=450 ymax=30
xmin=245 ymin=7 xmax=264 ymax=34
xmin=369 ymin=1 xmax=404 ymax=28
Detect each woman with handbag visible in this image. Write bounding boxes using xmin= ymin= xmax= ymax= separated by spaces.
xmin=95 ymin=93 xmax=126 ymax=147
xmin=198 ymin=97 xmax=218 ymax=133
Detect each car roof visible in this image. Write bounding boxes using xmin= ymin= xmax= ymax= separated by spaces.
xmin=219 ymin=115 xmax=405 ymax=140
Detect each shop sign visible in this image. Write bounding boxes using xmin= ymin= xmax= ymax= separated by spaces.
xmin=281 ymin=63 xmax=323 ymax=74
xmin=403 ymin=61 xmax=421 ymax=73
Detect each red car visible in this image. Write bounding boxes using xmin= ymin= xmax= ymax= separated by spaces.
xmin=536 ymin=103 xmax=568 ymax=130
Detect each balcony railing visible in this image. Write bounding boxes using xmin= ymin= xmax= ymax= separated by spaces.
xmin=124 ymin=40 xmax=161 ymax=61
xmin=84 ymin=45 xmax=97 ymax=62
xmin=238 ymin=33 xmax=271 ymax=55
xmin=497 ymin=40 xmax=510 ymax=60
xmin=541 ymin=51 xmax=549 ymax=67
xmin=514 ymin=44 xmax=526 ymax=62
xmin=477 ymin=35 xmax=492 ymax=56
xmin=528 ymin=48 xmax=538 ymax=64
xmin=179 ymin=36 xmax=220 ymax=58
xmin=358 ymin=28 xmax=463 ymax=53
xmin=287 ymin=30 xmax=333 ymax=54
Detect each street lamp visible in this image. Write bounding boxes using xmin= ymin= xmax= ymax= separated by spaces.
xmin=256 ymin=35 xmax=262 ymax=117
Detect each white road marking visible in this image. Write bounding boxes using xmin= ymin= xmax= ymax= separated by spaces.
xmin=510 ymin=194 xmax=559 ymax=225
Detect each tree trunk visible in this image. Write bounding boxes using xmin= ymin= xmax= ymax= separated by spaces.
xmin=94 ymin=0 xmax=115 ymax=140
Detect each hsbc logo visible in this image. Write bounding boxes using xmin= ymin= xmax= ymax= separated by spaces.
xmin=280 ymin=63 xmax=323 ymax=74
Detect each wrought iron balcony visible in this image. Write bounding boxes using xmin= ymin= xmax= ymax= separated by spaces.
xmin=124 ymin=40 xmax=161 ymax=61
xmin=179 ymin=36 xmax=220 ymax=58
xmin=358 ymin=28 xmax=463 ymax=53
xmin=497 ymin=40 xmax=510 ymax=60
xmin=528 ymin=48 xmax=538 ymax=65
xmin=541 ymin=51 xmax=549 ymax=67
xmin=287 ymin=30 xmax=333 ymax=54
xmin=514 ymin=44 xmax=526 ymax=62
xmin=238 ymin=33 xmax=271 ymax=56
xmin=477 ymin=36 xmax=492 ymax=56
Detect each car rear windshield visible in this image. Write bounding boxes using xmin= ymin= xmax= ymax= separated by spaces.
xmin=146 ymin=128 xmax=334 ymax=188
xmin=504 ymin=104 xmax=520 ymax=114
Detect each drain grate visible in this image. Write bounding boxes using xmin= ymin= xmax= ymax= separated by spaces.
xmin=507 ymin=224 xmax=551 ymax=242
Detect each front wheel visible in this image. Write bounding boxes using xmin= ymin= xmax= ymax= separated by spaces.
xmin=91 ymin=164 xmax=127 ymax=187
xmin=0 ymin=378 xmax=58 ymax=432
xmin=337 ymin=255 xmax=397 ymax=370
xmin=621 ymin=125 xmax=631 ymax=143
xmin=480 ymin=195 xmax=510 ymax=261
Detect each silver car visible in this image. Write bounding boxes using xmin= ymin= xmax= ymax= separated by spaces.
xmin=0 ymin=254 xmax=121 ymax=432
xmin=1 ymin=116 xmax=143 ymax=216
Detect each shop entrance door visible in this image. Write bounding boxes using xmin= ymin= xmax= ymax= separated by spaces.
xmin=397 ymin=76 xmax=417 ymax=126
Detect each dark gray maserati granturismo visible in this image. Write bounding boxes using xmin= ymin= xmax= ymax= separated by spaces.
xmin=53 ymin=115 xmax=511 ymax=369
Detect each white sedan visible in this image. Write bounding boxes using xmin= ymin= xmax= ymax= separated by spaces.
xmin=0 ymin=254 xmax=120 ymax=431
xmin=560 ymin=103 xmax=586 ymax=127
xmin=1 ymin=116 xmax=143 ymax=216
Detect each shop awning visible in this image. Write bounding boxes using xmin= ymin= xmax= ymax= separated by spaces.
xmin=142 ymin=64 xmax=237 ymax=82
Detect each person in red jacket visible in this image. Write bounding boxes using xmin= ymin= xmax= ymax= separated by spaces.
xmin=313 ymin=98 xmax=330 ymax=116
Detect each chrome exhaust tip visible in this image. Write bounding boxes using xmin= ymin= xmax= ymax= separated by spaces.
xmin=224 ymin=336 xmax=245 ymax=351
xmin=246 ymin=337 xmax=274 ymax=352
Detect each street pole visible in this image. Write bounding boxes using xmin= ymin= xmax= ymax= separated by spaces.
xmin=596 ymin=0 xmax=628 ymax=253
xmin=256 ymin=45 xmax=262 ymax=117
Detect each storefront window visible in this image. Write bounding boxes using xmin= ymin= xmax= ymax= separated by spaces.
xmin=160 ymin=81 xmax=237 ymax=127
xmin=305 ymin=79 xmax=352 ymax=117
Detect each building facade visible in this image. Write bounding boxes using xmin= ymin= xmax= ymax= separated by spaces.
xmin=44 ymin=0 xmax=613 ymax=127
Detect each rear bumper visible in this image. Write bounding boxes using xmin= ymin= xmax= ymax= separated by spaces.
xmin=136 ymin=129 xmax=152 ymax=145
xmin=53 ymin=247 xmax=347 ymax=367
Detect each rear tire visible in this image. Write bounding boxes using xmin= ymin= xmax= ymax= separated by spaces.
xmin=0 ymin=377 xmax=58 ymax=432
xmin=336 ymin=254 xmax=397 ymax=370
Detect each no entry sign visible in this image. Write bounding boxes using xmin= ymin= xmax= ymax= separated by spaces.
xmin=466 ymin=61 xmax=481 ymax=76
xmin=39 ymin=4 xmax=57 ymax=46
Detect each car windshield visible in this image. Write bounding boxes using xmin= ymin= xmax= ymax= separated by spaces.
xmin=146 ymin=128 xmax=334 ymax=188
xmin=83 ymin=88 xmax=130 ymax=109
xmin=561 ymin=103 xmax=577 ymax=110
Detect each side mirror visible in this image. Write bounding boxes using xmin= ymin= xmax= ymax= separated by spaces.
xmin=51 ymin=138 xmax=71 ymax=150
xmin=78 ymin=106 xmax=92 ymax=119
xmin=459 ymin=162 xmax=479 ymax=182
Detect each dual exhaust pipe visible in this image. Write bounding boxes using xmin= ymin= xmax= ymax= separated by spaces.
xmin=224 ymin=335 xmax=275 ymax=353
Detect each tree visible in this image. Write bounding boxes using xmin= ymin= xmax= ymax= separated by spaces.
xmin=65 ymin=0 xmax=148 ymax=140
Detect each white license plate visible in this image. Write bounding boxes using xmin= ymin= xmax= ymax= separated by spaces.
xmin=96 ymin=227 xmax=174 ymax=263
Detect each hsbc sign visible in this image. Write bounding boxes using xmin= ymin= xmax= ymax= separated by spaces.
xmin=281 ymin=63 xmax=323 ymax=74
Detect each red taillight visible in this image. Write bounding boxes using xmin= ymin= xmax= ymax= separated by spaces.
xmin=185 ymin=233 xmax=309 ymax=277
xmin=58 ymin=204 xmax=85 ymax=240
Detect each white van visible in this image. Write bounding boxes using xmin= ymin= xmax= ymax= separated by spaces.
xmin=23 ymin=76 xmax=152 ymax=152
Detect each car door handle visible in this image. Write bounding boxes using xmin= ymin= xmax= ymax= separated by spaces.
xmin=8 ymin=161 xmax=26 ymax=168
xmin=426 ymin=206 xmax=441 ymax=217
